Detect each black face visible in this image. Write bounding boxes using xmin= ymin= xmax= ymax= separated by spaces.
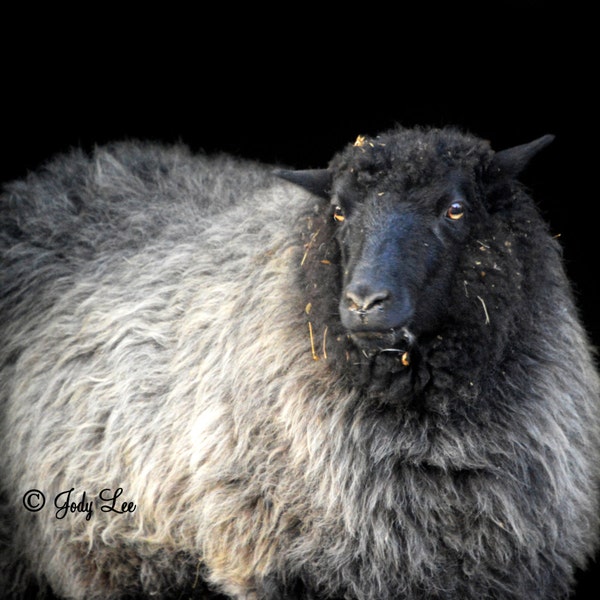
xmin=279 ymin=127 xmax=553 ymax=375
xmin=330 ymin=177 xmax=473 ymax=353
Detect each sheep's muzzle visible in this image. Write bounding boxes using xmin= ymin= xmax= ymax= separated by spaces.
xmin=349 ymin=327 xmax=415 ymax=359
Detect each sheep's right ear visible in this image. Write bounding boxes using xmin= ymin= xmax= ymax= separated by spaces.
xmin=275 ymin=169 xmax=332 ymax=199
xmin=489 ymin=134 xmax=555 ymax=177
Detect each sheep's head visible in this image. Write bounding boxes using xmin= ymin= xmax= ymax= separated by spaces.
xmin=280 ymin=127 xmax=554 ymax=391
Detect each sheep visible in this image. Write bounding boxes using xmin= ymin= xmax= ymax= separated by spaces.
xmin=0 ymin=126 xmax=598 ymax=600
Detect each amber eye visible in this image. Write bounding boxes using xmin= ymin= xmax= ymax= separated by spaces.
xmin=446 ymin=202 xmax=465 ymax=221
xmin=333 ymin=206 xmax=346 ymax=222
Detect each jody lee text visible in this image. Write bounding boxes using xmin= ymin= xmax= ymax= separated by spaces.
xmin=22 ymin=487 xmax=137 ymax=521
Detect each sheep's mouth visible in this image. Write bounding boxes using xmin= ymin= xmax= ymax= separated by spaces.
xmin=349 ymin=327 xmax=415 ymax=355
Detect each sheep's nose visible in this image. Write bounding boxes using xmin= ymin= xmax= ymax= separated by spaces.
xmin=345 ymin=283 xmax=390 ymax=313
xmin=340 ymin=280 xmax=412 ymax=334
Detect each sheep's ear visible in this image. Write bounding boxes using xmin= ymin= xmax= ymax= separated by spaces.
xmin=275 ymin=169 xmax=332 ymax=199
xmin=489 ymin=134 xmax=555 ymax=177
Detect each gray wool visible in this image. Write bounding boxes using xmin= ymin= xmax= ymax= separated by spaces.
xmin=1 ymin=129 xmax=599 ymax=600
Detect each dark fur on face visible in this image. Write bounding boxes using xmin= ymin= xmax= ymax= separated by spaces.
xmin=288 ymin=127 xmax=557 ymax=409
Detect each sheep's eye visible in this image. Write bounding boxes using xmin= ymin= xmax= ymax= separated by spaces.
xmin=446 ymin=202 xmax=465 ymax=221
xmin=333 ymin=206 xmax=346 ymax=222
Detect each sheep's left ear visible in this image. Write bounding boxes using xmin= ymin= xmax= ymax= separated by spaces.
xmin=275 ymin=169 xmax=332 ymax=199
xmin=489 ymin=134 xmax=555 ymax=177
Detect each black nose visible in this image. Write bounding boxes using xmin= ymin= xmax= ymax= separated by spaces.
xmin=340 ymin=279 xmax=413 ymax=334
xmin=345 ymin=283 xmax=390 ymax=313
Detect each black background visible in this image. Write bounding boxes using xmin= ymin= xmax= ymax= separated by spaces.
xmin=2 ymin=2 xmax=597 ymax=597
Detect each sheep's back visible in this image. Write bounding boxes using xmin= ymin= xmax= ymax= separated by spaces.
xmin=0 ymin=142 xmax=319 ymax=597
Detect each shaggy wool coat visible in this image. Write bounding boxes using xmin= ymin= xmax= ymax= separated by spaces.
xmin=1 ymin=127 xmax=599 ymax=599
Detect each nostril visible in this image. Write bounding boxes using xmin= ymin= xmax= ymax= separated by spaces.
xmin=345 ymin=285 xmax=390 ymax=312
